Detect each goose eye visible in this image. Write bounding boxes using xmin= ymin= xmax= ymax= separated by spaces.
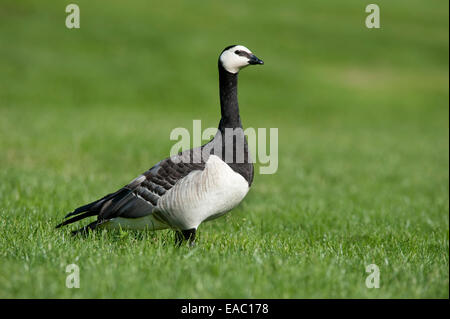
xmin=234 ymin=50 xmax=241 ymax=55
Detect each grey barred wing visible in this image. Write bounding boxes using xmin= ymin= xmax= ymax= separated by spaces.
xmin=98 ymin=157 xmax=206 ymax=221
xmin=56 ymin=151 xmax=207 ymax=230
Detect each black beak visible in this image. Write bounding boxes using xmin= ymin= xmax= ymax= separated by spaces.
xmin=249 ymin=54 xmax=264 ymax=65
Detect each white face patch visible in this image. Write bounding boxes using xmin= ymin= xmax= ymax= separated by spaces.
xmin=219 ymin=45 xmax=253 ymax=74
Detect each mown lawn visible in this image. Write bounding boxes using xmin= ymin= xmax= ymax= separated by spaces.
xmin=0 ymin=0 xmax=448 ymax=298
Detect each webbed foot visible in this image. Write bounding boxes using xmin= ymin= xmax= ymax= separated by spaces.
xmin=174 ymin=228 xmax=196 ymax=247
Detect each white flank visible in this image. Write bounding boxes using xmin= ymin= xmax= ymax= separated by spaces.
xmin=157 ymin=155 xmax=249 ymax=230
xmin=104 ymin=214 xmax=169 ymax=231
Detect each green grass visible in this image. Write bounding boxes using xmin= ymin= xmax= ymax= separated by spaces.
xmin=0 ymin=0 xmax=448 ymax=298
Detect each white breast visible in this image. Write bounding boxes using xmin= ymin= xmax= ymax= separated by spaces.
xmin=157 ymin=155 xmax=249 ymax=230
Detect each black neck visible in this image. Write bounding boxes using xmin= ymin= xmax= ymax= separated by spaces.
xmin=218 ymin=63 xmax=241 ymax=131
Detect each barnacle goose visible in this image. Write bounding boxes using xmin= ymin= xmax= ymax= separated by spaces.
xmin=56 ymin=45 xmax=264 ymax=245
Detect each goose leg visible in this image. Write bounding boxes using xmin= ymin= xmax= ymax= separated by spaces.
xmin=175 ymin=228 xmax=196 ymax=247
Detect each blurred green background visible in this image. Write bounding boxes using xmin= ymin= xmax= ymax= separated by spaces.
xmin=0 ymin=0 xmax=448 ymax=298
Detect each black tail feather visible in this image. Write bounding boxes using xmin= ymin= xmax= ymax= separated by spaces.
xmin=56 ymin=211 xmax=97 ymax=229
xmin=64 ymin=203 xmax=95 ymax=218
xmin=64 ymin=192 xmax=115 ymax=218
xmin=57 ymin=188 xmax=133 ymax=230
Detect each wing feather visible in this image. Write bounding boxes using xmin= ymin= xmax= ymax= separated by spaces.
xmin=57 ymin=150 xmax=207 ymax=230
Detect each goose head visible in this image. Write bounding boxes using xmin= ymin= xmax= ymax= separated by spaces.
xmin=219 ymin=45 xmax=264 ymax=74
